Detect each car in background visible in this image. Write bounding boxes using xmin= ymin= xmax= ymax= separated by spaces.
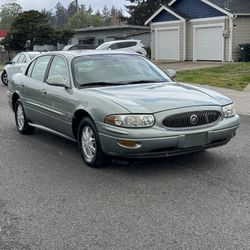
xmin=63 ymin=44 xmax=96 ymax=50
xmin=1 ymin=52 xmax=41 ymax=85
xmin=96 ymin=40 xmax=147 ymax=56
xmin=7 ymin=51 xmax=239 ymax=168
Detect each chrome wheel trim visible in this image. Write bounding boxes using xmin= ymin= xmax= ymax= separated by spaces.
xmin=81 ymin=126 xmax=96 ymax=163
xmin=17 ymin=104 xmax=25 ymax=131
xmin=2 ymin=72 xmax=8 ymax=85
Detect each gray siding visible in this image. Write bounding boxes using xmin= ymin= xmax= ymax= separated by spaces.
xmin=151 ymin=21 xmax=184 ymax=61
xmin=232 ymin=17 xmax=250 ymax=62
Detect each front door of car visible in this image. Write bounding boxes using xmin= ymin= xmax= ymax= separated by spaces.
xmin=21 ymin=55 xmax=53 ymax=125
xmin=42 ymin=56 xmax=75 ymax=137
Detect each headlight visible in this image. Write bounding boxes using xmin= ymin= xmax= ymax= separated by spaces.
xmin=223 ymin=104 xmax=236 ymax=117
xmin=104 ymin=114 xmax=155 ymax=128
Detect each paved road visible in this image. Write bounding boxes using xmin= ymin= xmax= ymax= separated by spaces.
xmin=0 ymin=83 xmax=250 ymax=249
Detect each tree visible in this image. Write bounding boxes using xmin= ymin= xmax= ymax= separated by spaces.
xmin=2 ymin=10 xmax=57 ymax=50
xmin=54 ymin=2 xmax=68 ymax=28
xmin=66 ymin=12 xmax=103 ymax=30
xmin=0 ymin=3 xmax=23 ymax=30
xmin=126 ymin=0 xmax=171 ymax=25
xmin=67 ymin=1 xmax=77 ymax=17
xmin=41 ymin=9 xmax=56 ymax=27
xmin=102 ymin=5 xmax=111 ymax=26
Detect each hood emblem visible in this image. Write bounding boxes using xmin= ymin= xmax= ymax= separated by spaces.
xmin=190 ymin=114 xmax=198 ymax=125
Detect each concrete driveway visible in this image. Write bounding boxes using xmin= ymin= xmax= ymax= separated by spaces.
xmin=156 ymin=61 xmax=225 ymax=72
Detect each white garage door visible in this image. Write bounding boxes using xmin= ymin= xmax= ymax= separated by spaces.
xmin=194 ymin=25 xmax=223 ymax=61
xmin=156 ymin=28 xmax=179 ymax=60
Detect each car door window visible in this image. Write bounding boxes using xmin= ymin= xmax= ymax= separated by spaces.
xmin=47 ymin=56 xmax=70 ymax=84
xmin=17 ymin=54 xmax=25 ymax=63
xmin=26 ymin=59 xmax=36 ymax=77
xmin=11 ymin=54 xmax=20 ymax=64
xmin=109 ymin=43 xmax=120 ymax=50
xmin=31 ymin=56 xmax=52 ymax=82
xmin=119 ymin=42 xmax=137 ymax=48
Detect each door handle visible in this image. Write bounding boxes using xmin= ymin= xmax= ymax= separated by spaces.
xmin=41 ymin=89 xmax=47 ymax=95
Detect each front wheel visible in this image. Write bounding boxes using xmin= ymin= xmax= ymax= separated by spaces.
xmin=78 ymin=117 xmax=109 ymax=168
xmin=1 ymin=71 xmax=8 ymax=85
xmin=14 ymin=100 xmax=35 ymax=134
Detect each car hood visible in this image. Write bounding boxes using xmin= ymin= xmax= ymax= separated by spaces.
xmin=91 ymin=82 xmax=232 ymax=113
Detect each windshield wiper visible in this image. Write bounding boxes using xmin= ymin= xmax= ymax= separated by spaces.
xmin=122 ymin=80 xmax=167 ymax=85
xmin=78 ymin=82 xmax=121 ymax=88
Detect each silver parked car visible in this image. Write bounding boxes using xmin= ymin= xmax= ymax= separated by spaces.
xmin=96 ymin=40 xmax=147 ymax=56
xmin=1 ymin=52 xmax=41 ymax=85
xmin=7 ymin=51 xmax=240 ymax=168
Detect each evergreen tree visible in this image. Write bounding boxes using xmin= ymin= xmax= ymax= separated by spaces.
xmin=126 ymin=0 xmax=171 ymax=25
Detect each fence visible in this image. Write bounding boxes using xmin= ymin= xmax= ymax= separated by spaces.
xmin=0 ymin=51 xmax=19 ymax=65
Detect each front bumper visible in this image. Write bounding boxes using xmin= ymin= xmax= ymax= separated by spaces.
xmin=97 ymin=114 xmax=240 ymax=159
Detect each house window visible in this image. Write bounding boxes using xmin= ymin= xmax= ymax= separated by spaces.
xmin=98 ymin=39 xmax=104 ymax=45
xmin=78 ymin=38 xmax=95 ymax=45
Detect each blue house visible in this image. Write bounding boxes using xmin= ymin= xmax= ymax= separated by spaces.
xmin=145 ymin=0 xmax=250 ymax=62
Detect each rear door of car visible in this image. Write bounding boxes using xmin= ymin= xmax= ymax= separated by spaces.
xmin=21 ymin=55 xmax=53 ymax=125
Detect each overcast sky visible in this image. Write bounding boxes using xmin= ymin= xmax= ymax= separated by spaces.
xmin=2 ymin=0 xmax=127 ymax=12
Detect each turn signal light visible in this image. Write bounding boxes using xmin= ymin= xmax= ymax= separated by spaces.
xmin=117 ymin=140 xmax=141 ymax=149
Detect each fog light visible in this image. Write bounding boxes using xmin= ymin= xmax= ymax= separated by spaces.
xmin=117 ymin=140 xmax=141 ymax=149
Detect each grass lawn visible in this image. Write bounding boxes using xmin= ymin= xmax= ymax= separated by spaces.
xmin=0 ymin=64 xmax=4 ymax=71
xmin=176 ymin=62 xmax=250 ymax=91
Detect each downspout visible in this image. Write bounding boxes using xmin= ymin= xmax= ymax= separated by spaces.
xmin=183 ymin=20 xmax=186 ymax=61
xmin=229 ymin=14 xmax=237 ymax=62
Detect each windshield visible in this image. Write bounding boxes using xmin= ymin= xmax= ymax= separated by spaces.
xmin=72 ymin=54 xmax=171 ymax=88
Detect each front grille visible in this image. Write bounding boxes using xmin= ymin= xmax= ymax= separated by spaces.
xmin=163 ymin=111 xmax=221 ymax=128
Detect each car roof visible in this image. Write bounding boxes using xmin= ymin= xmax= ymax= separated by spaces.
xmin=42 ymin=50 xmax=139 ymax=59
xmin=100 ymin=40 xmax=140 ymax=46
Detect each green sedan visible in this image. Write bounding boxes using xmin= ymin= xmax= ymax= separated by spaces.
xmin=7 ymin=51 xmax=240 ymax=168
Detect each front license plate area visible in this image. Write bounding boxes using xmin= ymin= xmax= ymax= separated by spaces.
xmin=182 ymin=133 xmax=207 ymax=148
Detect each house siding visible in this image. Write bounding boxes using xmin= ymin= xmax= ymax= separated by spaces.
xmin=172 ymin=0 xmax=224 ymax=19
xmin=232 ymin=16 xmax=250 ymax=62
xmin=152 ymin=10 xmax=179 ymax=22
xmin=151 ymin=22 xmax=184 ymax=61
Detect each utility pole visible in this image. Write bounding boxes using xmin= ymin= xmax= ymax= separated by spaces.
xmin=76 ymin=0 xmax=79 ymax=13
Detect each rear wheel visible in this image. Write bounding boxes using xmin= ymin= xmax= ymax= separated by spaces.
xmin=14 ymin=100 xmax=35 ymax=134
xmin=1 ymin=71 xmax=8 ymax=85
xmin=78 ymin=117 xmax=109 ymax=168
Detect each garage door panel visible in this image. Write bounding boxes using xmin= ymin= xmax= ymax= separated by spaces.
xmin=156 ymin=29 xmax=179 ymax=60
xmin=195 ymin=26 xmax=223 ymax=61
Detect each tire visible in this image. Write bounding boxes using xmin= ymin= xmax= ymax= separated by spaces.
xmin=78 ymin=117 xmax=109 ymax=168
xmin=1 ymin=71 xmax=8 ymax=86
xmin=14 ymin=100 xmax=35 ymax=135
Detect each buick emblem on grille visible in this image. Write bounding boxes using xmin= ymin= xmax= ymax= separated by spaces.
xmin=190 ymin=114 xmax=198 ymax=125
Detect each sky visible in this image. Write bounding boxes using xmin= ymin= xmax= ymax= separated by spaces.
xmin=2 ymin=0 xmax=127 ymax=12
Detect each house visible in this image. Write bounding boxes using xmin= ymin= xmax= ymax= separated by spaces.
xmin=0 ymin=30 xmax=7 ymax=41
xmin=71 ymin=25 xmax=151 ymax=48
xmin=145 ymin=0 xmax=250 ymax=62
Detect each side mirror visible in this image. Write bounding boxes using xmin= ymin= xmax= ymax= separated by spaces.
xmin=6 ymin=60 xmax=12 ymax=65
xmin=47 ymin=75 xmax=69 ymax=88
xmin=165 ymin=69 xmax=177 ymax=79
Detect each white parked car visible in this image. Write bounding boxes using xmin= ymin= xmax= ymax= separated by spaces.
xmin=1 ymin=52 xmax=41 ymax=85
xmin=96 ymin=40 xmax=147 ymax=56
